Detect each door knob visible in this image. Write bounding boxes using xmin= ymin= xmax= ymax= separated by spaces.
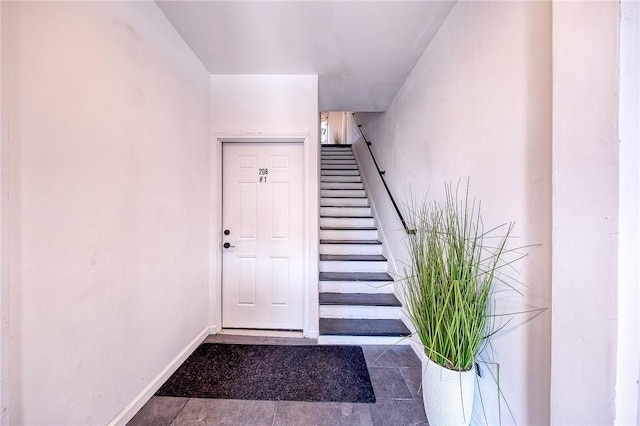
xmin=223 ymin=242 xmax=235 ymax=249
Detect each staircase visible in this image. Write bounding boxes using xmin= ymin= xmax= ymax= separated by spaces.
xmin=318 ymin=144 xmax=411 ymax=345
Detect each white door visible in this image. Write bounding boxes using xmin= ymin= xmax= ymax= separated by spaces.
xmin=222 ymin=142 xmax=304 ymax=330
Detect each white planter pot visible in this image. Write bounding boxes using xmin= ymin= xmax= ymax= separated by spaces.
xmin=422 ymin=356 xmax=476 ymax=426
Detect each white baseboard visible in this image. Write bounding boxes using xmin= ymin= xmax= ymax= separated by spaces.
xmin=108 ymin=326 xmax=210 ymax=426
xmin=218 ymin=329 xmax=303 ymax=338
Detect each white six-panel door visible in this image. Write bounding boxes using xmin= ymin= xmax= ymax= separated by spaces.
xmin=222 ymin=143 xmax=304 ymax=330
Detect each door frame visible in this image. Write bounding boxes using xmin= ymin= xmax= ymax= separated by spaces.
xmin=209 ymin=134 xmax=319 ymax=338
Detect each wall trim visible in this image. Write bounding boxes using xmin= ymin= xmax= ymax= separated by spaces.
xmin=108 ymin=326 xmax=210 ymax=426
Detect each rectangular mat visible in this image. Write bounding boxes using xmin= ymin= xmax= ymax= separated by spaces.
xmin=156 ymin=343 xmax=376 ymax=403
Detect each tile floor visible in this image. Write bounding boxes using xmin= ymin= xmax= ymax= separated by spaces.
xmin=128 ymin=334 xmax=427 ymax=425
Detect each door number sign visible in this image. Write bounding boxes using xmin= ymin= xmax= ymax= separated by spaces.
xmin=259 ymin=168 xmax=268 ymax=183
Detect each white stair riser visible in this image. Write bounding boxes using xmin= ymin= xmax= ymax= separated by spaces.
xmin=320 ymin=243 xmax=382 ymax=256
xmin=321 ymin=182 xmax=364 ymax=190
xmin=321 ymin=156 xmax=355 ymax=161
xmin=320 ymin=306 xmax=401 ymax=320
xmin=321 ymin=182 xmax=363 ymax=190
xmin=322 ymin=160 xmax=356 ymax=165
xmin=320 ymin=305 xmax=400 ymax=319
xmin=318 ymin=335 xmax=410 ymax=346
xmin=321 ymin=164 xmax=358 ymax=170
xmin=321 ymin=206 xmax=371 ymax=216
xmin=321 ymin=175 xmax=361 ymax=183
xmin=321 ymin=198 xmax=369 ymax=207
xmin=321 ymin=189 xmax=366 ymax=198
xmin=321 ymin=229 xmax=378 ymax=240
xmin=320 ymin=217 xmax=374 ymax=228
xmin=319 ymin=260 xmax=387 ymax=273
xmin=321 ymin=170 xmax=360 ymax=176
xmin=319 ymin=280 xmax=392 ymax=294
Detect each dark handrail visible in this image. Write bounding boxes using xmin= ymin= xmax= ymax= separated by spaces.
xmin=352 ymin=113 xmax=415 ymax=235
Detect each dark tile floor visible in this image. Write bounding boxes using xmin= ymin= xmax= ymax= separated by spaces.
xmin=128 ymin=334 xmax=427 ymax=425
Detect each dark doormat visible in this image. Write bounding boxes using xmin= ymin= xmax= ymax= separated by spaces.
xmin=155 ymin=343 xmax=376 ymax=403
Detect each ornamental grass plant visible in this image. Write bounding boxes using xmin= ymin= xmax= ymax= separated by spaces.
xmin=403 ymin=183 xmax=514 ymax=372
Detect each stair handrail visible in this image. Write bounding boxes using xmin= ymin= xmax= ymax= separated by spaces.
xmin=351 ymin=113 xmax=415 ymax=235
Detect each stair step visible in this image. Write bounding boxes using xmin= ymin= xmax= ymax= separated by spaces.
xmin=322 ymin=144 xmax=352 ymax=149
xmin=321 ymin=189 xmax=366 ymax=198
xmin=319 ymin=240 xmax=382 ymax=256
xmin=319 ymin=271 xmax=393 ymax=282
xmin=320 ymin=206 xmax=371 ymax=216
xmin=321 ymin=164 xmax=358 ymax=170
xmin=320 ymin=227 xmax=378 ymax=240
xmin=321 ymin=197 xmax=369 ymax=207
xmin=322 ymin=169 xmax=360 ymax=176
xmin=321 ymin=155 xmax=355 ymax=160
xmin=321 ymin=160 xmax=356 ymax=165
xmin=320 ymin=216 xmax=374 ymax=228
xmin=319 ymin=280 xmax=392 ymax=294
xmin=319 ymin=318 xmax=411 ymax=337
xmin=320 ymin=305 xmax=400 ymax=320
xmin=319 ymin=254 xmax=385 ymax=261
xmin=321 ymin=175 xmax=362 ymax=183
xmin=320 ymin=292 xmax=401 ymax=306
xmin=320 ymin=259 xmax=387 ymax=273
xmin=321 ymin=182 xmax=364 ymax=190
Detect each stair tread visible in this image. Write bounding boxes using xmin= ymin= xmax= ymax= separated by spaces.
xmin=320 ymin=215 xmax=374 ymax=219
xmin=320 ymin=254 xmax=386 ymax=261
xmin=320 ymin=226 xmax=377 ymax=231
xmin=320 ymin=196 xmax=367 ymax=199
xmin=321 ymin=225 xmax=377 ymax=229
xmin=319 ymin=272 xmax=393 ymax=282
xmin=320 ymin=239 xmax=381 ymax=245
xmin=322 ymin=144 xmax=352 ymax=147
xmin=322 ymin=206 xmax=371 ymax=209
xmin=319 ymin=292 xmax=402 ymax=307
xmin=319 ymin=318 xmax=410 ymax=337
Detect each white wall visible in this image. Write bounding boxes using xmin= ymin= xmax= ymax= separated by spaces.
xmin=346 ymin=113 xmax=362 ymax=146
xmin=616 ymin=2 xmax=640 ymax=424
xmin=0 ymin=3 xmax=7 ymax=424
xmin=5 ymin=2 xmax=211 ymax=424
xmin=551 ymin=2 xmax=622 ymax=424
xmin=209 ymin=75 xmax=319 ymax=336
xmin=354 ymin=2 xmax=552 ymax=424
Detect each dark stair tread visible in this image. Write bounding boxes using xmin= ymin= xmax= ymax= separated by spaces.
xmin=319 ymin=318 xmax=410 ymax=337
xmin=319 ymin=272 xmax=393 ymax=282
xmin=320 ymin=196 xmax=368 ymax=199
xmin=321 ymin=205 xmax=370 ymax=208
xmin=321 ymin=144 xmax=353 ymax=148
xmin=321 ymin=226 xmax=377 ymax=230
xmin=322 ymin=206 xmax=371 ymax=209
xmin=320 ymin=254 xmax=386 ymax=261
xmin=319 ymin=292 xmax=401 ymax=307
xmin=320 ymin=215 xmax=374 ymax=219
xmin=320 ymin=239 xmax=381 ymax=245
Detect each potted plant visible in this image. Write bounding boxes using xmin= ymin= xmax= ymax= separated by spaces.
xmin=402 ymin=183 xmax=520 ymax=426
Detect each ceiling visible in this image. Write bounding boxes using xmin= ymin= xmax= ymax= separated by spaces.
xmin=157 ymin=1 xmax=455 ymax=112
